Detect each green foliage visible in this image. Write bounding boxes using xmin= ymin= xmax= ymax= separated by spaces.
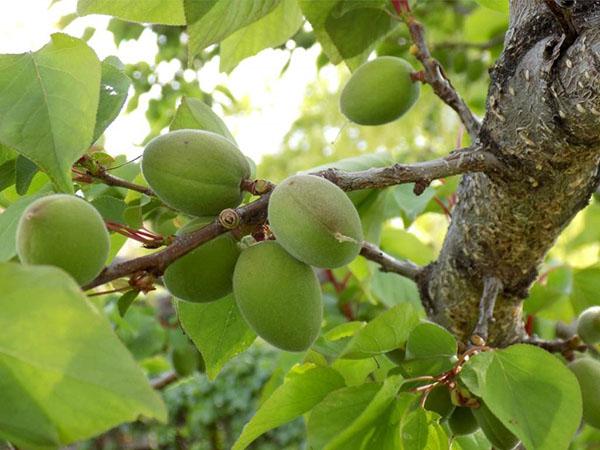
xmin=233 ymin=241 xmax=323 ymax=352
xmin=0 ymin=264 xmax=166 ymax=448
xmin=424 ymin=385 xmax=455 ymax=419
xmin=164 ymin=218 xmax=241 ymax=302
xmin=170 ymin=97 xmax=237 ymax=143
xmin=16 ymin=194 xmax=109 ymax=285
xmin=268 ymin=174 xmax=363 ymax=268
xmin=340 ymin=57 xmax=420 ymax=125
xmin=77 ymin=0 xmax=186 ymax=25
xmin=177 ymin=294 xmax=257 ymax=380
xmin=472 ymin=402 xmax=519 ymax=450
xmin=141 ymin=129 xmax=251 ymax=216
xmin=0 ymin=33 xmax=101 ymax=192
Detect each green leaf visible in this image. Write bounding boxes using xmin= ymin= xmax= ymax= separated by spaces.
xmin=219 ymin=0 xmax=303 ymax=73
xmin=385 ymin=184 xmax=437 ymax=225
xmin=232 ymin=364 xmax=345 ymax=450
xmin=93 ymin=57 xmax=131 ymax=142
xmin=458 ymin=351 xmax=494 ymax=397
xmin=524 ymin=266 xmax=572 ymax=315
xmin=186 ymin=0 xmax=282 ymax=59
xmin=0 ymin=33 xmax=101 ymax=193
xmin=15 ymin=156 xmax=38 ymax=195
xmin=370 ymin=270 xmax=422 ymax=310
xmin=0 ymin=158 xmax=16 ymax=192
xmin=0 ymin=193 xmax=47 ymax=262
xmin=170 ymin=97 xmax=236 ymax=143
xmin=299 ymin=0 xmax=396 ymax=68
xmin=0 ymin=263 xmax=166 ymax=448
xmin=474 ymin=344 xmax=582 ymax=450
xmin=342 ymin=303 xmax=419 ymax=359
xmin=308 ymin=383 xmax=382 ymax=450
xmin=91 ymin=195 xmax=126 ymax=223
xmin=474 ymin=0 xmax=509 ymax=14
xmin=360 ymin=394 xmax=416 ymax=450
xmin=401 ymin=408 xmax=450 ymax=450
xmin=77 ymin=0 xmax=186 ymax=25
xmin=117 ymin=290 xmax=140 ymax=317
xmin=176 ymin=295 xmax=256 ymax=380
xmin=406 ymin=322 xmax=457 ymax=359
xmin=324 ymin=375 xmax=404 ymax=449
xmin=571 ymin=265 xmax=600 ymax=313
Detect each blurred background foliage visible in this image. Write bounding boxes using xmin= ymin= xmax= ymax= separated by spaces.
xmin=1 ymin=0 xmax=599 ymax=448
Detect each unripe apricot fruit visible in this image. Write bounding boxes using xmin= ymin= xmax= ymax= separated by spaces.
xmin=448 ymin=407 xmax=478 ymax=436
xmin=472 ymin=402 xmax=519 ymax=450
xmin=233 ymin=241 xmax=322 ymax=352
xmin=163 ymin=218 xmax=240 ymax=303
xmin=340 ymin=56 xmax=420 ymax=126
xmin=142 ymin=129 xmax=250 ymax=216
xmin=577 ymin=306 xmax=600 ymax=345
xmin=268 ymin=175 xmax=363 ymax=268
xmin=16 ymin=194 xmax=109 ymax=285
xmin=569 ymin=357 xmax=600 ymax=429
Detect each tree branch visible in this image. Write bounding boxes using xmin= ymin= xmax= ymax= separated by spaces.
xmin=88 ymin=168 xmax=155 ymax=197
xmin=524 ymin=335 xmax=587 ymax=355
xmin=392 ymin=2 xmax=481 ymax=138
xmin=150 ymin=371 xmax=178 ymax=390
xmin=84 ymin=148 xmax=499 ymax=290
xmin=360 ymin=242 xmax=422 ymax=280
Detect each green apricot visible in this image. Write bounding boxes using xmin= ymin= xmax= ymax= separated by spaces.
xmin=569 ymin=357 xmax=600 ymax=428
xmin=163 ymin=218 xmax=240 ymax=303
xmin=16 ymin=194 xmax=109 ymax=285
xmin=473 ymin=402 xmax=519 ymax=450
xmin=233 ymin=241 xmax=322 ymax=352
xmin=577 ymin=306 xmax=600 ymax=345
xmin=268 ymin=175 xmax=363 ymax=268
xmin=141 ymin=129 xmax=250 ymax=216
xmin=449 ymin=407 xmax=479 ymax=436
xmin=425 ymin=386 xmax=455 ymax=419
xmin=340 ymin=56 xmax=420 ymax=126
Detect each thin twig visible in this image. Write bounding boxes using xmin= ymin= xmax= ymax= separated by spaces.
xmin=83 ymin=148 xmax=499 ymax=290
xmin=392 ymin=1 xmax=481 ymax=138
xmin=525 ymin=335 xmax=587 ymax=354
xmin=360 ymin=242 xmax=422 ymax=281
xmin=88 ymin=168 xmax=154 ymax=197
xmin=471 ymin=276 xmax=503 ymax=345
xmin=150 ymin=371 xmax=178 ymax=390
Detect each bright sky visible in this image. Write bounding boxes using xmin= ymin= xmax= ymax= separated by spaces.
xmin=0 ymin=0 xmax=325 ymax=163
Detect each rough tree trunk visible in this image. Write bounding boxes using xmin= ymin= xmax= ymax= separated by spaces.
xmin=419 ymin=0 xmax=600 ymax=346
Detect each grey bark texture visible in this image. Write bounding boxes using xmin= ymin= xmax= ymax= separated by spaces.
xmin=420 ymin=0 xmax=600 ymax=346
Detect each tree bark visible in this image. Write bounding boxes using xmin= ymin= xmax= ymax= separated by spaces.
xmin=420 ymin=0 xmax=600 ymax=346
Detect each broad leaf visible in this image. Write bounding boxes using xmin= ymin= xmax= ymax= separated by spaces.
xmin=401 ymin=408 xmax=450 ymax=450
xmin=469 ymin=345 xmax=582 ymax=450
xmin=186 ymin=0 xmax=281 ymax=59
xmin=308 ymin=383 xmax=381 ymax=450
xmin=405 ymin=322 xmax=457 ymax=359
xmin=170 ymin=97 xmax=236 ymax=143
xmin=77 ymin=0 xmax=186 ymax=25
xmin=571 ymin=265 xmax=600 ymax=313
xmin=474 ymin=0 xmax=509 ymax=14
xmin=15 ymin=156 xmax=38 ymax=195
xmin=0 ymin=159 xmax=15 ymax=192
xmin=176 ymin=295 xmax=256 ymax=380
xmin=299 ymin=0 xmax=396 ymax=68
xmin=232 ymin=364 xmax=345 ymax=450
xmin=324 ymin=375 xmax=404 ymax=449
xmin=219 ymin=0 xmax=303 ymax=73
xmin=0 ymin=33 xmax=101 ymax=192
xmin=0 ymin=193 xmax=48 ymax=262
xmin=93 ymin=57 xmax=131 ymax=142
xmin=342 ymin=303 xmax=419 ymax=359
xmin=0 ymin=263 xmax=166 ymax=448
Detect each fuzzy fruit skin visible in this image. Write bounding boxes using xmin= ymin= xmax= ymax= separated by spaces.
xmin=577 ymin=306 xmax=600 ymax=345
xmin=141 ymin=129 xmax=250 ymax=216
xmin=425 ymin=386 xmax=455 ymax=419
xmin=233 ymin=241 xmax=322 ymax=352
xmin=340 ymin=56 xmax=420 ymax=126
xmin=449 ymin=407 xmax=479 ymax=436
xmin=268 ymin=175 xmax=363 ymax=268
xmin=569 ymin=358 xmax=600 ymax=429
xmin=163 ymin=218 xmax=240 ymax=303
xmin=16 ymin=194 xmax=109 ymax=285
xmin=472 ymin=402 xmax=519 ymax=450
